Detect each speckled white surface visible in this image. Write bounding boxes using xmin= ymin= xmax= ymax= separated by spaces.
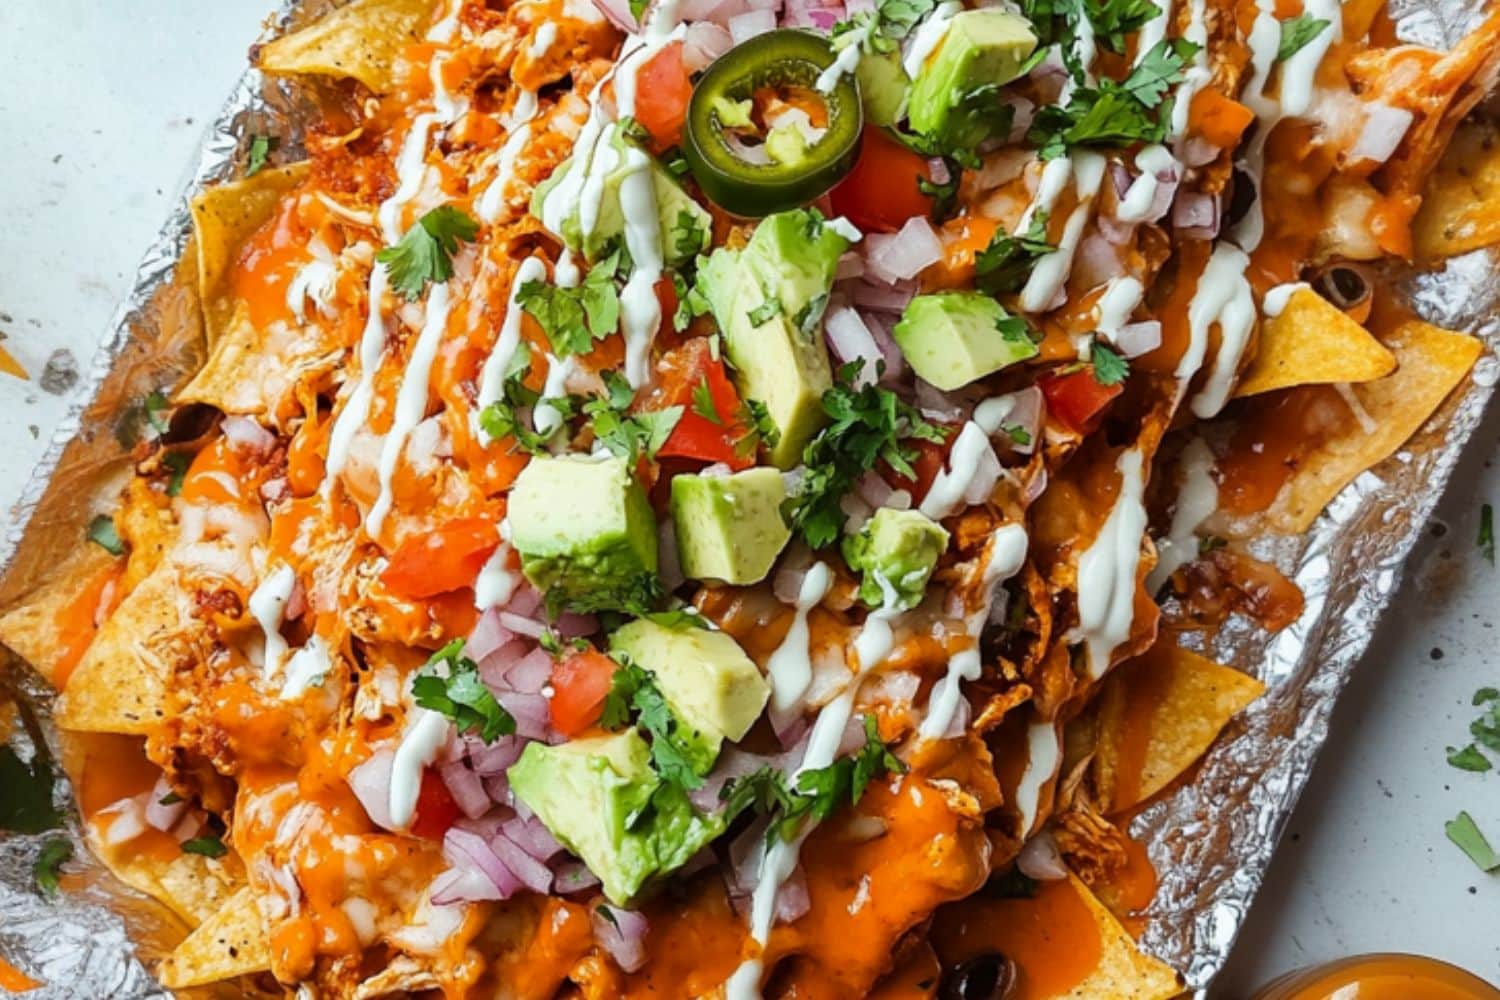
xmin=0 ymin=2 xmax=1495 ymax=995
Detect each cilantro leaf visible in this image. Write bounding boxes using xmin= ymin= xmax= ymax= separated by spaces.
xmin=1447 ymin=744 xmax=1493 ymax=772
xmin=516 ymin=255 xmax=622 ymax=359
xmin=144 ymin=390 xmax=171 ymax=435
xmin=672 ymin=210 xmax=707 ymax=262
xmin=976 ymin=212 xmax=1053 ymax=295
xmin=1027 ymin=39 xmax=1195 ymax=159
xmin=181 ymin=835 xmax=229 ymax=859
xmin=377 ymin=205 xmax=480 ymax=300
xmin=1446 ymin=811 xmax=1500 ymax=871
xmin=478 ymin=349 xmax=561 ymax=454
xmin=1479 ymin=503 xmax=1494 ymax=564
xmin=918 ymin=159 xmax=962 ymax=224
xmin=1470 ymin=704 xmax=1500 ymax=753
xmin=738 ymin=398 xmax=780 ymax=455
xmin=1085 ymin=0 xmax=1161 ymax=53
xmin=1005 ymin=425 xmax=1033 ymax=446
xmin=1090 ymin=342 xmax=1130 ymax=386
xmin=691 ymin=378 xmax=722 ymax=425
xmin=600 ymin=660 xmax=709 ymax=789
xmin=162 ymin=451 xmax=190 ymax=498
xmin=412 ymin=640 xmax=517 ymax=743
xmin=643 ymin=608 xmax=712 ymax=630
xmin=1277 ymin=13 xmax=1331 ymax=62
xmin=787 ymin=361 xmax=948 ymax=549
xmin=1475 ymin=687 xmax=1500 ymax=706
xmin=86 ymin=515 xmax=124 ymax=556
xmin=246 ymin=134 xmax=277 ymax=177
xmin=33 ymin=835 xmax=72 ymax=897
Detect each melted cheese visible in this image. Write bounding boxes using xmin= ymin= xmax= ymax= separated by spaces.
xmin=249 ymin=563 xmax=297 ymax=681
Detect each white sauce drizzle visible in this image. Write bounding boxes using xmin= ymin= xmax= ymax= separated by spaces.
xmin=367 ymin=283 xmax=453 ymax=538
xmin=281 ymin=634 xmax=332 ymax=701
xmin=1145 ymin=437 xmax=1219 ymax=592
xmin=1182 ymin=245 xmax=1256 ymax=419
xmin=533 ymin=353 xmax=579 ymax=437
xmin=475 ymin=256 xmax=549 ymax=442
xmin=286 ymin=256 xmax=337 ymax=323
xmin=1114 ymin=144 xmax=1177 ymax=223
xmin=324 ymin=263 xmax=390 ymax=491
xmin=250 ymin=563 xmax=297 ymax=681
xmin=389 ymin=709 xmax=452 ymax=829
xmin=1020 ymin=152 xmax=1106 ymax=312
xmin=477 ymin=122 xmax=535 ymax=223
xmin=901 ymin=0 xmax=962 ymax=79
xmin=1335 ymin=383 xmax=1379 ymax=433
xmin=378 ymin=113 xmax=439 ymax=244
xmin=529 ymin=22 xmax=559 ymax=60
xmin=1262 ymin=281 xmax=1310 ymax=318
xmin=1013 ymin=721 xmax=1061 ymax=836
xmin=766 ymin=563 xmax=834 ymax=715
xmin=617 ymin=145 xmax=667 ymax=387
xmin=919 ymin=421 xmax=998 ymax=520
xmin=1094 ymin=275 xmax=1144 ymax=344
xmin=815 ymin=40 xmax=864 ymax=94
xmin=474 ymin=521 xmax=519 ymax=610
xmin=430 ymin=54 xmax=468 ymax=124
xmin=1168 ymin=0 xmax=1211 ymax=139
xmin=1073 ymin=448 xmax=1146 ymax=679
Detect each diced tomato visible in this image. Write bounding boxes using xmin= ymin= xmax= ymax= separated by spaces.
xmin=881 ymin=432 xmax=953 ymax=504
xmin=381 ymin=517 xmax=500 ymax=599
xmin=829 ymin=128 xmax=934 ymax=234
xmin=548 ymin=649 xmax=619 ymax=737
xmin=1188 ymin=89 xmax=1255 ymax=150
xmin=652 ymin=339 xmax=754 ymax=470
xmin=1038 ymin=369 xmax=1123 ymax=434
xmin=633 ymin=41 xmax=693 ymax=151
xmin=410 ymin=767 xmax=462 ymax=840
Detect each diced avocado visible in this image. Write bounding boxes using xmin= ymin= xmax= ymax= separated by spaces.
xmin=907 ymin=11 xmax=1037 ymax=143
xmin=609 ymin=618 xmax=770 ymax=748
xmin=698 ymin=210 xmax=851 ymax=468
xmin=856 ymin=49 xmax=911 ymax=127
xmin=891 ymin=291 xmax=1039 ymax=391
xmin=509 ymin=454 xmax=659 ymax=614
xmin=670 ymin=468 xmax=791 ymax=585
xmin=841 ymin=508 xmax=950 ymax=611
xmin=532 ymin=122 xmax=712 ymax=266
xmin=509 ymin=731 xmax=725 ymax=905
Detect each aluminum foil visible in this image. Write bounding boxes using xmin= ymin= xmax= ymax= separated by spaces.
xmin=1 ymin=0 xmax=1498 ymax=996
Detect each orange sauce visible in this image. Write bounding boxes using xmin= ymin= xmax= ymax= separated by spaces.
xmin=623 ymin=878 xmax=746 ymax=999
xmin=230 ymin=194 xmax=312 ymax=331
xmin=930 ymin=877 xmax=1103 ymax=1000
xmin=1254 ymin=955 xmax=1500 ymax=1000
xmin=72 ymin=733 xmax=182 ymax=865
xmin=51 ymin=556 xmax=124 ymax=687
xmin=496 ymin=898 xmax=596 ymax=1000
xmin=1216 ymin=385 xmax=1352 ymax=516
xmin=1093 ymin=832 xmax=1158 ymax=939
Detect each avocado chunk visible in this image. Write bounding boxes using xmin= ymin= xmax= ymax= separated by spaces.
xmin=856 ymin=49 xmax=911 ymax=127
xmin=508 ymin=454 xmax=659 ymax=614
xmin=609 ymin=618 xmax=771 ymax=750
xmin=508 ymin=731 xmax=725 ymax=905
xmin=841 ymin=507 xmax=950 ymax=611
xmin=907 ymin=10 xmax=1038 ymax=145
xmin=697 ymin=209 xmax=851 ymax=468
xmin=891 ymin=291 xmax=1039 ymax=391
xmin=532 ymin=122 xmax=712 ymax=266
xmin=670 ymin=468 xmax=791 ymax=585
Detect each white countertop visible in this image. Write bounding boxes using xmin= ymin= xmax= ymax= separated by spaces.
xmin=0 ymin=2 xmax=1495 ymax=995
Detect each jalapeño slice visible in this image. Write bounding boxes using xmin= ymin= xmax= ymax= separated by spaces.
xmin=682 ymin=30 xmax=864 ymax=218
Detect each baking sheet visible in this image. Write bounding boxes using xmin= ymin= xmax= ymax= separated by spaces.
xmin=1 ymin=0 xmax=1497 ymax=996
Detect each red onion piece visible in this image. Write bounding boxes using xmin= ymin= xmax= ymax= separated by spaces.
xmin=941 ymin=692 xmax=971 ymax=739
xmin=1003 ymin=95 xmax=1036 ymax=142
xmin=483 ymin=773 xmax=512 ymax=804
xmin=845 ymin=278 xmax=916 ymax=313
xmin=591 ymin=0 xmax=639 ymax=30
xmin=1114 ymin=320 xmax=1163 ymax=359
xmin=478 ymin=640 xmax=529 ymax=688
xmin=775 ymin=864 xmax=811 ymax=924
xmin=507 ymin=584 xmax=544 ymax=619
xmin=501 ymin=814 xmax=565 ymax=863
xmin=728 ymin=8 xmax=776 ymax=42
xmin=1181 ymin=135 xmax=1220 ymax=167
xmin=497 ymin=611 xmax=547 ymax=638
xmin=466 ymin=608 xmax=516 ymax=664
xmin=1349 ymin=102 xmax=1414 ymax=163
xmin=824 ymin=306 xmax=883 ymax=382
xmin=681 ymin=0 xmax=744 ymax=20
xmin=964 ymin=443 xmax=1003 ymax=506
xmin=440 ymin=760 xmax=492 ymax=820
xmin=727 ymin=815 xmax=771 ymax=897
xmin=1072 ymin=232 xmax=1124 ymax=290
xmin=145 ymin=777 xmax=187 ymax=832
xmin=553 ymin=860 xmax=601 ymax=893
xmin=682 ymin=20 xmax=733 ymax=70
xmin=497 ymin=691 xmax=553 ymax=741
xmin=554 ymin=612 xmax=598 ymax=639
xmin=503 ymin=648 xmax=555 ymax=695
xmin=221 ymin=415 xmax=276 ymax=456
xmin=593 ymin=903 xmax=650 ymax=973
xmin=468 ymin=735 xmax=527 ymax=776
xmin=171 ymin=811 xmax=204 ymax=843
xmin=862 ymin=311 xmax=905 ymax=383
xmin=443 ymin=826 xmax=523 ymax=897
xmin=854 ymin=470 xmax=895 ymax=510
xmin=835 ymin=252 xmax=865 ymax=281
xmin=1096 ymin=212 xmax=1136 ymax=246
xmin=348 ymin=748 xmax=398 ymax=832
xmin=1172 ymin=191 xmax=1220 ymax=239
xmin=915 ymin=379 xmax=964 ymax=423
xmin=1016 ymin=831 xmax=1070 ymax=881
xmin=863 ymin=216 xmax=944 ymax=284
xmin=997 ymin=386 xmax=1042 ymax=455
xmin=491 ymin=831 xmax=554 ymax=894
xmin=430 ymin=865 xmax=507 ymax=904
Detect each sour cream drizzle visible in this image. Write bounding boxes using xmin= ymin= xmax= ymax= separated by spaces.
xmin=324 ymin=264 xmax=390 ymax=491
xmin=920 ymin=421 xmax=999 ymax=520
xmin=1181 ymin=244 xmax=1256 ymax=418
xmin=281 ymin=634 xmax=332 ymax=701
xmin=1013 ymin=720 xmax=1061 ymax=835
xmin=1073 ymin=448 xmax=1146 ymax=679
xmin=1262 ymin=281 xmax=1310 ymax=318
xmin=368 ymin=283 xmax=453 ymax=537
xmin=249 ymin=563 xmax=297 ymax=680
xmin=1145 ymin=437 xmax=1219 ymax=591
xmin=390 ymin=708 xmax=452 ymax=829
xmin=1020 ymin=153 xmax=1106 ymax=312
xmin=1114 ymin=144 xmax=1177 ymax=223
xmin=476 ymin=256 xmax=549 ymax=441
xmin=766 ymin=562 xmax=834 ymax=715
xmin=474 ymin=520 xmax=520 ymax=610
xmin=902 ymin=1 xmax=962 ymax=80
xmin=378 ymin=113 xmax=440 ymax=243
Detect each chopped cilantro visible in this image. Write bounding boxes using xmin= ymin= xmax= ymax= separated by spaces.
xmin=672 ymin=210 xmax=707 ymax=261
xmin=617 ymin=115 xmax=651 ymax=145
xmin=516 ymin=252 xmax=622 ymax=358
xmin=786 ymin=361 xmax=947 ymax=549
xmin=478 ymin=350 xmax=560 ymax=454
xmin=1447 ymin=744 xmax=1493 ymax=772
xmin=181 ymin=835 xmax=229 ymax=859
xmin=1479 ymin=503 xmax=1494 ymax=564
xmin=158 ymin=791 xmax=183 ymax=806
xmin=1277 ymin=14 xmax=1331 ymax=62
xmin=1090 ymin=342 xmax=1130 ymax=386
xmin=1474 ymin=687 xmax=1500 ymax=706
xmin=1084 ymin=0 xmax=1161 ymax=53
xmin=412 ymin=639 xmax=517 ymax=744
xmin=600 ymin=660 xmax=707 ymax=789
xmin=628 ymin=0 xmax=648 ymax=22
xmin=1027 ymin=40 xmax=1196 ymax=159
xmin=691 ymin=378 xmax=722 ymax=425
xmin=643 ymin=608 xmax=712 ymax=630
xmin=1470 ymin=700 xmax=1500 ymax=753
xmin=246 ymin=134 xmax=277 ymax=177
xmin=33 ymin=835 xmax=72 ymax=897
xmin=794 ymin=293 xmax=831 ymax=337
xmin=162 ymin=451 xmax=190 ymax=498
xmin=1445 ymin=811 xmax=1500 ymax=871
xmin=86 ymin=515 xmax=124 ymax=556
xmin=733 ymin=398 xmax=780 ymax=459
xmin=1004 ymin=425 xmax=1033 ymax=446
xmin=1199 ymin=535 xmax=1228 ymax=555
xmin=748 ymin=296 xmax=782 ymax=327
xmin=976 ymin=212 xmax=1053 ymax=295
xmin=376 ymin=205 xmax=480 ymax=300
xmin=918 ymin=166 xmax=962 ymax=224
xmin=144 ymin=389 xmax=171 ymax=435
xmin=585 ymin=372 xmax=683 ymax=463
xmin=832 ymin=0 xmax=938 ymax=54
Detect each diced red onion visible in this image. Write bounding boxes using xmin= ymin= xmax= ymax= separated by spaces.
xmin=497 ymin=691 xmax=552 ymax=741
xmin=690 ymin=748 xmax=778 ymax=812
xmin=430 ymin=865 xmax=507 ymax=904
xmin=835 ymin=252 xmax=865 ymax=281
xmin=1180 ymin=135 xmax=1220 ymax=167
xmin=1109 ymin=162 xmax=1133 ymax=200
xmin=503 ymin=648 xmax=555 ymax=695
xmin=593 ymin=903 xmax=650 ymax=973
xmin=1072 ymin=233 xmax=1124 ymax=290
xmin=728 ymin=815 xmax=771 ymax=897
xmin=145 ymin=777 xmax=187 ymax=832
xmin=845 ymin=278 xmax=916 ymax=314
xmin=854 ymin=470 xmax=895 ymax=510
xmin=443 ymin=826 xmax=522 ymax=897
xmin=682 ymin=21 xmax=734 ymax=71
xmin=772 ymin=563 xmax=808 ymax=605
xmin=1172 ymin=191 xmax=1220 ymax=239
xmin=1024 ymin=466 xmax=1049 ymax=504
xmin=553 ymin=612 xmax=598 ymax=639
xmin=507 ymin=584 xmax=544 ymax=618
xmin=553 ymin=861 xmax=601 ymax=893
xmin=502 ymin=814 xmax=565 ymax=863
xmin=941 ymin=694 xmax=971 ymax=739
xmin=973 ymin=148 xmax=1030 ymax=190
xmin=1096 ymin=212 xmax=1136 ymax=246
xmin=1114 ymin=320 xmax=1162 ymax=359
xmin=783 ymin=3 xmax=844 ymax=28
xmin=284 ymin=580 xmax=307 ymax=622
xmin=591 ymin=0 xmax=638 ymax=30
xmin=221 ymin=415 xmax=276 ymax=456
xmin=100 ymin=797 xmax=146 ymax=846
xmin=915 ymin=379 xmax=964 ymax=423
xmin=1016 ymin=831 xmax=1070 ymax=881
xmin=1349 ymin=102 xmax=1414 ymax=164
xmin=964 ymin=443 xmax=1004 ymax=505
xmin=681 ymin=0 xmax=744 ymax=20
xmin=483 ymin=774 xmax=512 ymax=804
xmin=491 ymin=831 xmax=554 ymax=894
xmin=468 ymin=736 xmax=527 ymax=776
xmin=863 ymin=216 xmax=944 ymax=285
xmin=775 ymin=864 xmax=811 ymax=924
xmin=997 ymin=386 xmax=1042 ymax=455
xmin=658 ymin=518 xmax=684 ymax=591
xmin=466 ymin=608 xmax=516 ymax=664
xmin=728 ymin=8 xmax=776 ymax=42
xmin=844 ymin=0 xmax=876 ymax=12
xmin=497 ymin=611 xmax=547 ymax=638
xmin=863 ymin=312 xmax=905 ymax=382
xmin=862 ymin=668 xmax=920 ymax=707
xmin=1004 ymin=96 xmax=1036 ymax=142
xmin=348 ymin=748 xmax=398 ymax=832
xmin=171 ymin=811 xmax=204 ymax=843
xmin=440 ymin=760 xmax=492 ymax=820
xmin=824 ymin=306 xmax=883 ymax=382
xmin=925 ymin=157 xmax=952 ymax=185
xmin=771 ymin=707 xmax=810 ymax=749
xmin=478 ymin=640 xmax=529 ymax=687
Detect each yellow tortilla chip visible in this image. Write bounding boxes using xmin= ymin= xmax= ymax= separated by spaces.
xmin=1413 ymin=105 xmax=1500 ymax=262
xmin=257 ymin=0 xmax=437 ymax=94
xmin=54 ymin=564 xmax=188 ymax=734
xmin=1258 ymin=319 xmax=1483 ymax=533
xmin=191 ymin=162 xmax=308 ymax=345
xmin=0 ymin=545 xmax=119 ymax=688
xmin=178 ymin=298 xmax=342 ymax=422
xmin=1094 ymin=641 xmax=1265 ymax=815
xmin=157 ymin=887 xmax=270 ymax=989
xmin=1234 ymin=288 xmax=1396 ymax=398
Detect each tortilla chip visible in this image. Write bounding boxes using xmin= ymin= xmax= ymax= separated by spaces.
xmin=177 ymin=298 xmax=342 ymax=422
xmin=1413 ymin=118 xmax=1500 ymax=262
xmin=190 ymin=162 xmax=308 ymax=345
xmin=1234 ymin=288 xmax=1395 ymax=398
xmin=257 ymin=0 xmax=437 ymax=95
xmin=157 ymin=886 xmax=270 ymax=989
xmin=0 ymin=545 xmax=119 ymax=687
xmin=1094 ymin=640 xmax=1265 ymax=815
xmin=1257 ymin=319 xmax=1482 ymax=533
xmin=94 ymin=837 xmax=243 ymax=928
xmin=54 ymin=565 xmax=189 ymax=734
